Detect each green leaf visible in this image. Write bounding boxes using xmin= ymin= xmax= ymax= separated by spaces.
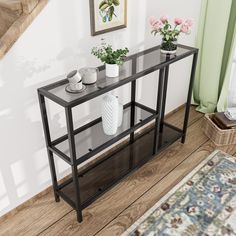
xmin=100 ymin=3 xmax=109 ymax=10
xmin=109 ymin=6 xmax=114 ymax=16
xmin=113 ymin=0 xmax=120 ymax=6
xmin=91 ymin=42 xmax=129 ymax=65
xmin=99 ymin=0 xmax=106 ymax=9
xmin=108 ymin=0 xmax=113 ymax=6
xmin=164 ymin=23 xmax=169 ymax=31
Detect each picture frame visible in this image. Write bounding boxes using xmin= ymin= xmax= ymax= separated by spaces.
xmin=89 ymin=0 xmax=127 ymax=36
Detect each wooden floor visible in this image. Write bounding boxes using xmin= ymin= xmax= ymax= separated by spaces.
xmin=1 ymin=106 xmax=236 ymax=236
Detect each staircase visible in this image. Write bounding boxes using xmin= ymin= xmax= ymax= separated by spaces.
xmin=0 ymin=0 xmax=47 ymax=58
xmin=0 ymin=0 xmax=22 ymax=38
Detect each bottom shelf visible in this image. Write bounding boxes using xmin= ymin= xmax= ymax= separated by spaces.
xmin=58 ymin=123 xmax=182 ymax=209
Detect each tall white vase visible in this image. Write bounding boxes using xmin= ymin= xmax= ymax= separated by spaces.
xmin=101 ymin=94 xmax=119 ymax=135
xmin=118 ymin=102 xmax=123 ymax=127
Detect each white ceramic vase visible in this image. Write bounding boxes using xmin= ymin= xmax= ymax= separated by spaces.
xmin=106 ymin=64 xmax=119 ymax=77
xmin=118 ymin=102 xmax=123 ymax=127
xmin=102 ymin=94 xmax=119 ymax=135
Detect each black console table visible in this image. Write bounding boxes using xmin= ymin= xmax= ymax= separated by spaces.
xmin=38 ymin=44 xmax=198 ymax=223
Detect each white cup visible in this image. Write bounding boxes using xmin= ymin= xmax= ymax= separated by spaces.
xmin=79 ymin=67 xmax=98 ymax=84
xmin=67 ymin=70 xmax=83 ymax=91
xmin=69 ymin=82 xmax=83 ymax=91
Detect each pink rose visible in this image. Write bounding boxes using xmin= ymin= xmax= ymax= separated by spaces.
xmin=174 ymin=17 xmax=183 ymax=25
xmin=149 ymin=16 xmax=159 ymax=27
xmin=160 ymin=15 xmax=168 ymax=23
xmin=181 ymin=24 xmax=189 ymax=34
xmin=185 ymin=19 xmax=193 ymax=27
xmin=152 ymin=20 xmax=162 ymax=31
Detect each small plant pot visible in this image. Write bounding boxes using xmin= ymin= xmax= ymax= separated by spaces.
xmin=161 ymin=39 xmax=178 ymax=54
xmin=106 ymin=64 xmax=119 ymax=77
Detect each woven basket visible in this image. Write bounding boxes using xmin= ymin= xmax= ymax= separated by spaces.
xmin=203 ymin=114 xmax=236 ymax=146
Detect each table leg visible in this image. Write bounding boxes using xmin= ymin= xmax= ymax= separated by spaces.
xmin=153 ymin=68 xmax=165 ymax=155
xmin=130 ymin=57 xmax=137 ymax=143
xmin=65 ymin=107 xmax=83 ymax=223
xmin=182 ymin=52 xmax=198 ymax=143
xmin=129 ymin=58 xmax=137 ymax=169
xmin=38 ymin=92 xmax=60 ymax=202
xmin=160 ymin=65 xmax=170 ymax=133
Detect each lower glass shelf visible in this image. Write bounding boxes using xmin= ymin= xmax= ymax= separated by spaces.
xmin=57 ymin=123 xmax=182 ymax=209
xmin=52 ymin=102 xmax=157 ymax=165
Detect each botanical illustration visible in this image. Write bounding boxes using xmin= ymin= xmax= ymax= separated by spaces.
xmin=90 ymin=0 xmax=127 ymax=35
xmin=99 ymin=0 xmax=120 ymax=23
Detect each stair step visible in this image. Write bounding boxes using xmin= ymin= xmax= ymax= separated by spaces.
xmin=0 ymin=0 xmax=22 ymax=13
xmin=0 ymin=0 xmax=48 ymax=59
xmin=0 ymin=1 xmax=22 ymax=38
xmin=0 ymin=0 xmax=39 ymax=37
xmin=22 ymin=0 xmax=39 ymax=13
xmin=0 ymin=0 xmax=39 ymax=13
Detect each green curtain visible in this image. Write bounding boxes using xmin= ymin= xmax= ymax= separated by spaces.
xmin=193 ymin=0 xmax=236 ymax=113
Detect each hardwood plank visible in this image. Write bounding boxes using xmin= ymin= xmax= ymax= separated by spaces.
xmin=40 ymin=118 xmax=206 ymax=235
xmin=97 ymin=142 xmax=236 ymax=236
xmin=0 ymin=192 xmax=72 ymax=236
xmin=0 ymin=106 xmax=202 ymax=236
xmin=165 ymin=105 xmax=202 ymax=129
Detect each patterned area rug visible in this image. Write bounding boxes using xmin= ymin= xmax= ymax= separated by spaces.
xmin=122 ymin=150 xmax=236 ymax=236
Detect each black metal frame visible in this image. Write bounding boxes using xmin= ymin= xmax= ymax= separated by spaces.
xmin=38 ymin=44 xmax=198 ymax=223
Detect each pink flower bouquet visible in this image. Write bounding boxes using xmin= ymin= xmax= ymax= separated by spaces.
xmin=149 ymin=15 xmax=193 ymax=54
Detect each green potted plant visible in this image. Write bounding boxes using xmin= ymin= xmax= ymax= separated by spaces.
xmin=149 ymin=15 xmax=193 ymax=54
xmin=92 ymin=41 xmax=129 ymax=77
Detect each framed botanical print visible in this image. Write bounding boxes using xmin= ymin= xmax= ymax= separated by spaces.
xmin=89 ymin=0 xmax=127 ymax=36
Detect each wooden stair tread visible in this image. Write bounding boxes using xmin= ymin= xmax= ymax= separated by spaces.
xmin=0 ymin=0 xmax=39 ymax=13
xmin=0 ymin=0 xmax=22 ymax=12
xmin=0 ymin=0 xmax=46 ymax=58
xmin=0 ymin=0 xmax=22 ymax=38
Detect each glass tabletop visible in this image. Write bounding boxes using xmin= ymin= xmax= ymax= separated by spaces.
xmin=40 ymin=45 xmax=197 ymax=107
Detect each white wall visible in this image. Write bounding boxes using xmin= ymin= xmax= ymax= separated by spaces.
xmin=0 ymin=0 xmax=202 ymax=216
